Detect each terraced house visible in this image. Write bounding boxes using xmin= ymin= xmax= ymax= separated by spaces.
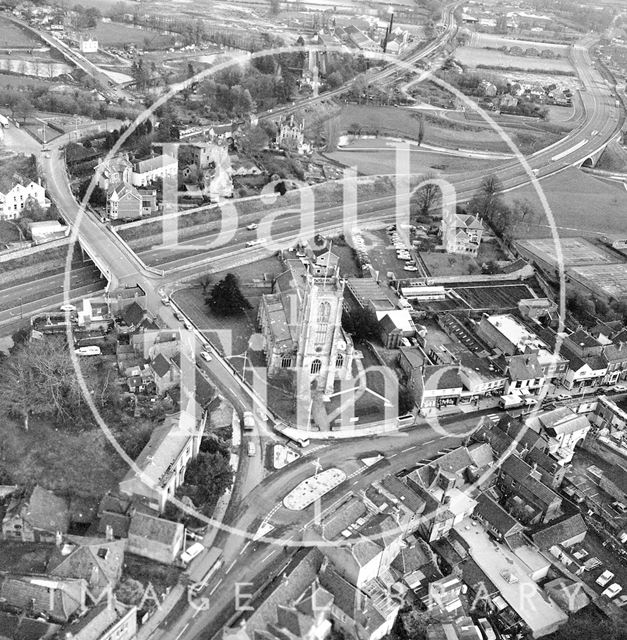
xmin=0 ymin=175 xmax=46 ymax=220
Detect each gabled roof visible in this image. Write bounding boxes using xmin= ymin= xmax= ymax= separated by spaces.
xmin=381 ymin=474 xmax=426 ymax=513
xmin=537 ymin=407 xmax=590 ymax=437
xmin=133 ymin=153 xmax=177 ymax=174
xmin=47 ymin=538 xmax=125 ymax=591
xmin=128 ymin=512 xmax=184 ymax=546
xmin=0 ymin=612 xmax=60 ymax=640
xmin=530 ymin=513 xmax=587 ymax=550
xmin=0 ymin=574 xmax=86 ymax=622
xmin=567 ymin=329 xmax=601 ymax=350
xmin=321 ymin=496 xmax=367 ymax=540
xmin=474 ymin=493 xmax=523 ymax=538
xmin=5 ymin=486 xmax=69 ymax=536
xmin=120 ymin=410 xmax=201 ymax=491
xmin=500 ymin=455 xmax=561 ymax=507
xmin=507 ymin=353 xmax=544 ymax=380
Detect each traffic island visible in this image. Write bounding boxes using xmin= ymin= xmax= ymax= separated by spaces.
xmin=283 ymin=468 xmax=346 ymax=511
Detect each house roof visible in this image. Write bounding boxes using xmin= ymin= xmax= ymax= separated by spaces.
xmin=133 ymin=153 xmax=177 ymax=174
xmin=120 ymin=410 xmax=201 ymax=492
xmin=0 ymin=575 xmax=85 ymax=622
xmin=467 ymin=442 xmax=494 ymax=469
xmin=507 ymin=353 xmax=544 ymax=380
xmin=7 ymin=486 xmax=70 ymax=536
xmin=128 ymin=512 xmax=184 ymax=546
xmin=474 ymin=493 xmax=522 ymax=537
xmin=544 ymin=578 xmax=590 ymax=612
xmin=47 ymin=538 xmax=125 ymax=590
xmin=536 ymin=407 xmax=590 ymax=437
xmin=381 ymin=474 xmax=426 ymax=513
xmin=567 ymin=329 xmax=602 ymax=350
xmin=0 ymin=612 xmax=60 ymax=640
xmin=461 ymin=558 xmax=499 ymax=596
xmin=500 ymin=455 xmax=561 ymax=507
xmin=321 ymin=497 xmax=367 ymax=540
xmin=399 ymin=346 xmax=423 ymax=370
xmin=121 ymin=301 xmax=145 ymax=326
xmin=151 ymin=353 xmax=172 ymax=378
xmin=530 ymin=513 xmax=587 ymax=550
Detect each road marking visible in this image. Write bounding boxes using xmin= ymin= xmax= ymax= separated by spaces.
xmin=225 ymin=559 xmax=236 ymax=574
xmin=209 ymin=579 xmax=222 ymax=596
xmin=389 ymin=453 xmax=397 ymax=458
xmin=175 ymin=622 xmax=190 ymax=640
xmin=423 ymin=438 xmax=436 ymax=444
xmin=352 ymin=479 xmax=359 ymax=485
xmin=262 ymin=551 xmax=276 ymax=563
xmin=402 ymin=445 xmax=417 ymax=452
xmin=242 ymin=541 xmax=251 ymax=553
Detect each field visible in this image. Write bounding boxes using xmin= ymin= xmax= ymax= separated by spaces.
xmin=455 ymin=47 xmax=575 ymax=74
xmin=327 ymin=140 xmax=503 ymax=176
xmin=469 ymin=33 xmax=570 ymax=54
xmin=336 ymin=105 xmax=513 ymax=153
xmin=92 ymin=21 xmax=176 ymax=48
xmin=505 ymin=167 xmax=627 ymax=239
xmin=0 ymin=20 xmax=40 ymax=47
xmin=0 ymin=73 xmax=51 ymax=89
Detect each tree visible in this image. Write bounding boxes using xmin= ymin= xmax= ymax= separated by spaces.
xmin=326 ymin=71 xmax=343 ymax=89
xmin=198 ymin=274 xmax=213 ymax=295
xmin=236 ymin=125 xmax=269 ymax=154
xmin=412 ymin=172 xmax=440 ymax=219
xmin=183 ymin=451 xmax=233 ymax=506
xmin=207 ymin=273 xmax=252 ymax=316
xmin=398 ymin=385 xmax=415 ymax=415
xmin=347 ymin=122 xmax=362 ymax=137
xmin=418 ymin=115 xmax=425 ymax=146
xmin=269 ymin=0 xmax=280 ymax=15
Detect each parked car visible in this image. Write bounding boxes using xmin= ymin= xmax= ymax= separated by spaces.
xmin=555 ymin=394 xmax=570 ymax=401
xmin=200 ymin=350 xmax=212 ymax=362
xmin=60 ymin=304 xmax=77 ymax=312
xmin=247 ymin=442 xmax=256 ymax=457
xmin=602 ymin=583 xmax=622 ymax=599
xmin=404 ymin=265 xmax=418 ymax=272
xmin=477 ymin=618 xmax=496 ymax=640
xmin=246 ymin=223 xmax=258 ymax=230
xmin=160 ymin=295 xmax=170 ymax=305
xmin=596 ymin=570 xmax=615 ymax=587
xmin=613 ymin=384 xmax=627 ymax=392
xmin=180 ymin=542 xmax=205 ymax=565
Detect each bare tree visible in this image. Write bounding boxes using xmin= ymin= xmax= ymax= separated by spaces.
xmin=411 ymin=172 xmax=441 ymax=219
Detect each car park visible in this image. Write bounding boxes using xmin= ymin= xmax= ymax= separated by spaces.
xmin=596 ymin=570 xmax=614 ymax=587
xmin=602 ymin=583 xmax=622 ymax=599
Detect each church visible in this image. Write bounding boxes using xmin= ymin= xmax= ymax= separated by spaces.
xmin=257 ymin=251 xmax=355 ymax=395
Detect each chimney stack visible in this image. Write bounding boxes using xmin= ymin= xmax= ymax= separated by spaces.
xmin=105 ymin=524 xmax=114 ymax=541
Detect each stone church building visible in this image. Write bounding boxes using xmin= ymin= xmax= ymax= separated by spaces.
xmin=258 ymin=251 xmax=355 ymax=395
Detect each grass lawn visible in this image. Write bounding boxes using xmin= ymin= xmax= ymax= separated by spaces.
xmin=93 ymin=22 xmax=176 ymax=48
xmin=328 ymin=146 xmax=502 ymax=176
xmin=172 ymin=256 xmax=281 ymax=359
xmin=0 ymin=20 xmax=40 ymax=47
xmin=505 ymin=167 xmax=627 ymax=239
xmin=1 ymin=417 xmax=126 ymax=500
xmin=336 ymin=104 xmax=514 ymax=153
xmin=454 ymin=47 xmax=575 ymax=74
xmin=0 ymin=72 xmax=52 ymax=89
xmin=421 ymin=251 xmax=481 ymax=276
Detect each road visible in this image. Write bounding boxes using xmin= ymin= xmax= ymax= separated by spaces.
xmin=160 ymin=411 xmax=488 ymax=640
xmin=31 ymin=20 xmax=623 ymax=640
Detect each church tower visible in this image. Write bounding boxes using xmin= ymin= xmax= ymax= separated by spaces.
xmin=295 ymin=251 xmax=353 ymax=395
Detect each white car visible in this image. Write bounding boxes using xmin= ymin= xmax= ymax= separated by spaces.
xmin=60 ymin=304 xmax=76 ymax=312
xmin=602 ymin=583 xmax=622 ymax=599
xmin=246 ymin=223 xmax=258 ymax=231
xmin=180 ymin=542 xmax=205 ymax=565
xmin=200 ymin=350 xmax=212 ymax=362
xmin=613 ymin=384 xmax=627 ymax=392
xmin=404 ymin=265 xmax=418 ymax=272
xmin=477 ymin=618 xmax=496 ymax=640
xmin=596 ymin=570 xmax=615 ymax=587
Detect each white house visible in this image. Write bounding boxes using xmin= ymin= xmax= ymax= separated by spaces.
xmin=0 ymin=178 xmax=46 ymax=220
xmin=131 ymin=154 xmax=178 ymax=187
